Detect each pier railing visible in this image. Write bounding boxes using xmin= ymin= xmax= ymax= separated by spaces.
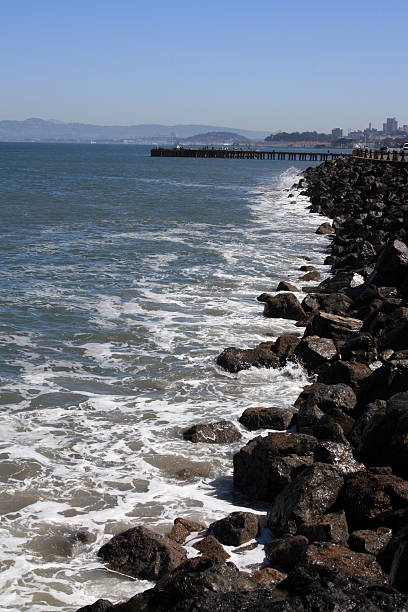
xmin=151 ymin=147 xmax=348 ymax=161
xmin=352 ymin=148 xmax=407 ymax=162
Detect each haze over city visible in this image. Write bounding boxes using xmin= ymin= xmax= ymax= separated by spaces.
xmin=2 ymin=0 xmax=408 ymax=132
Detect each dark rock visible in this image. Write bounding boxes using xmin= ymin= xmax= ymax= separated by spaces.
xmin=312 ymin=422 xmax=349 ymax=444
xmin=216 ymin=345 xmax=279 ymax=373
xmin=293 ymin=335 xmax=337 ymax=372
xmin=316 ymin=222 xmax=334 ymax=234
xmin=314 ymin=441 xmax=363 ymax=474
xmin=97 ymin=525 xmax=187 ymax=580
xmin=299 ymin=270 xmax=321 ymax=282
xmin=296 ymin=403 xmax=324 ymax=434
xmin=210 ymin=512 xmax=259 ymax=546
xmin=340 ymin=333 xmax=377 ymax=364
xmin=75 ymin=601 xmax=113 ymax=612
xmin=272 ymin=333 xmax=301 ymax=361
xmin=239 ymin=406 xmax=295 ymax=431
xmin=369 ymin=239 xmax=408 ymax=287
xmin=249 ymin=567 xmax=286 ymax=587
xmin=320 ymin=407 xmax=355 ymax=437
xmin=183 ymin=421 xmax=241 ymax=444
xmin=169 ymin=522 xmax=190 ymax=544
xmin=305 ymin=311 xmax=363 ymax=341
xmin=301 ymin=292 xmax=353 ymax=316
xmin=298 ymin=511 xmax=348 ymax=544
xmin=349 ymin=528 xmax=392 ymax=556
xmin=233 ymin=432 xmax=317 ymax=501
xmin=276 ymin=281 xmax=299 ymax=292
xmin=389 ymin=537 xmax=408 ymax=594
xmin=174 ymin=517 xmax=206 ymax=533
xmin=267 ymin=463 xmax=344 ymax=535
xmin=294 ymin=382 xmax=357 ymax=415
xmin=263 ymin=293 xmax=306 ymax=321
xmin=265 ymin=535 xmax=308 ymax=571
xmin=358 ymin=360 xmax=408 ymax=404
xmin=192 ymin=535 xmax=230 ymax=562
xmin=318 ymin=360 xmax=372 ymax=389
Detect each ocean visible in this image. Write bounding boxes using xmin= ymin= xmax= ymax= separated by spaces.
xmin=0 ymin=143 xmax=329 ymax=610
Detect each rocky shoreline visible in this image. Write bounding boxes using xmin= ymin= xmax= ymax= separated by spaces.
xmin=76 ymin=157 xmax=408 ymax=611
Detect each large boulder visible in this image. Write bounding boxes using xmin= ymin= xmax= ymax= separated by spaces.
xmin=262 ymin=293 xmax=306 ymax=321
xmin=293 ymin=335 xmax=337 ymax=372
xmin=209 ymin=512 xmax=259 ymax=546
xmin=369 ymin=239 xmax=408 ymax=287
xmin=267 ymin=463 xmax=344 ymax=534
xmin=297 ymin=511 xmax=349 ymax=545
xmin=265 ymin=535 xmax=308 ymax=571
xmin=183 ymin=421 xmax=241 ymax=444
xmin=97 ymin=525 xmax=187 ymax=580
xmin=216 ymin=346 xmax=279 ymax=373
xmin=294 ymin=382 xmax=357 ymax=415
xmin=233 ymin=432 xmax=317 ymax=501
xmin=239 ymin=406 xmax=295 ymax=431
xmin=305 ymin=312 xmax=363 ymax=341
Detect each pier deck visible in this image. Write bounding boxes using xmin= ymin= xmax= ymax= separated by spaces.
xmin=150 ymin=147 xmax=348 ymax=161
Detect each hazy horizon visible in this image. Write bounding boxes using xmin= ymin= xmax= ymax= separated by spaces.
xmin=2 ymin=0 xmax=408 ymax=132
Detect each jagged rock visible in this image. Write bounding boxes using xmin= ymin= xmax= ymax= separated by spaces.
xmin=305 ymin=312 xmax=363 ymax=341
xmin=233 ymin=432 xmax=317 ymax=501
xmin=312 ymin=422 xmax=349 ymax=444
xmin=210 ymin=512 xmax=259 ymax=546
xmin=293 ymin=335 xmax=337 ymax=371
xmin=97 ymin=525 xmax=187 ymax=580
xmin=174 ymin=517 xmax=206 ymax=532
xmin=316 ymin=222 xmax=334 ymax=235
xmin=267 ymin=463 xmax=344 ymax=535
xmin=294 ymin=382 xmax=357 ymax=415
xmin=319 ymin=407 xmax=355 ymax=437
xmin=263 ymin=293 xmax=306 ymax=321
xmin=296 ymin=403 xmax=325 ymax=435
xmin=358 ymin=360 xmax=408 ymax=404
xmin=299 ymin=270 xmax=321 ymax=282
xmin=192 ymin=535 xmax=230 ymax=562
xmin=273 ymin=334 xmax=301 ymax=360
xmin=249 ymin=567 xmax=286 ymax=587
xmin=183 ymin=421 xmax=241 ymax=444
xmin=318 ymin=360 xmax=372 ymax=389
xmin=76 ymin=601 xmax=113 ymax=612
xmin=369 ymin=239 xmax=408 ymax=287
xmin=239 ymin=406 xmax=295 ymax=431
xmin=265 ymin=535 xmax=308 ymax=571
xmin=314 ymin=441 xmax=363 ymax=475
xmin=349 ymin=528 xmax=392 ymax=556
xmin=169 ymin=522 xmax=190 ymax=544
xmin=216 ymin=346 xmax=279 ymax=373
xmin=276 ymin=281 xmax=299 ymax=292
xmin=298 ymin=511 xmax=348 ymax=544
xmin=340 ymin=333 xmax=377 ymax=364
xmin=301 ymin=292 xmax=353 ymax=316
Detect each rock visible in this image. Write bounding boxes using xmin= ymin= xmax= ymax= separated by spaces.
xmin=267 ymin=463 xmax=344 ymax=535
xmin=192 ymin=535 xmax=230 ymax=562
xmin=318 ymin=360 xmax=372 ymax=389
xmin=249 ymin=567 xmax=286 ymax=587
xmin=390 ymin=538 xmax=408 ymax=594
xmin=293 ymin=335 xmax=337 ymax=372
xmin=341 ymin=469 xmax=408 ymax=529
xmin=314 ymin=441 xmax=363 ymax=475
xmin=272 ymin=334 xmax=301 ymax=361
xmin=183 ymin=421 xmax=241 ymax=444
xmin=75 ymin=601 xmax=113 ymax=612
xmin=358 ymin=360 xmax=408 ymax=404
xmin=298 ymin=511 xmax=349 ymax=544
xmin=296 ymin=403 xmax=324 ymax=434
xmin=316 ymin=222 xmax=334 ymax=235
xmin=319 ymin=407 xmax=355 ymax=437
xmin=348 ymin=528 xmax=392 ymax=556
xmin=97 ymin=525 xmax=187 ymax=580
xmin=369 ymin=239 xmax=408 ymax=287
xmin=216 ymin=345 xmax=279 ymax=373
xmin=299 ymin=270 xmax=321 ymax=282
xmin=265 ymin=535 xmax=308 ymax=571
xmin=349 ymin=400 xmax=388 ymax=464
xmin=239 ymin=406 xmax=295 ymax=431
xmin=312 ymin=422 xmax=349 ymax=444
xmin=276 ymin=281 xmax=299 ymax=292
xmin=300 ymin=542 xmax=387 ymax=586
xmin=301 ymin=292 xmax=353 ymax=316
xmin=209 ymin=512 xmax=259 ymax=546
xmin=174 ymin=517 xmax=206 ymax=533
xmin=305 ymin=312 xmax=363 ymax=341
xmin=294 ymin=382 xmax=357 ymax=415
xmin=169 ymin=522 xmax=190 ymax=544
xmin=233 ymin=432 xmax=317 ymax=501
xmin=340 ymin=333 xmax=377 ymax=364
xmin=263 ymin=293 xmax=306 ymax=321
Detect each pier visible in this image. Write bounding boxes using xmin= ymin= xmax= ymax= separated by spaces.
xmin=150 ymin=147 xmax=348 ymax=161
xmin=352 ymin=148 xmax=408 ymax=163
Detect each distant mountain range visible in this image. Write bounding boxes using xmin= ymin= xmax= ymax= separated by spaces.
xmin=179 ymin=131 xmax=249 ymax=144
xmin=0 ymin=118 xmax=269 ymax=142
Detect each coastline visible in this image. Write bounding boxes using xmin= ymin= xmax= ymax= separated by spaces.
xmin=77 ymin=156 xmax=408 ymax=611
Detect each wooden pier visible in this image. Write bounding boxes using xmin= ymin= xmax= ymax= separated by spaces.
xmin=150 ymin=147 xmax=348 ymax=161
xmin=352 ymin=148 xmax=408 ymax=163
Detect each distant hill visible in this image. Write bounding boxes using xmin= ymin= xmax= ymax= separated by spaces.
xmin=0 ymin=118 xmax=268 ymax=142
xmin=265 ymin=131 xmax=331 ymax=143
xmin=179 ymin=131 xmax=250 ymax=144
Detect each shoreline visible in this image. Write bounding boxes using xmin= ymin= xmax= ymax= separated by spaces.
xmin=77 ymin=157 xmax=408 ymax=611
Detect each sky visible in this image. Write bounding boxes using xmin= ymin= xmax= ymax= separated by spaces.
xmin=1 ymin=0 xmax=408 ymax=132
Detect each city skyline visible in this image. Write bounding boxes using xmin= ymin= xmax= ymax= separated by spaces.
xmin=2 ymin=0 xmax=408 ymax=132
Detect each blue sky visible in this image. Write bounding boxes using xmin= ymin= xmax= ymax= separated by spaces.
xmin=1 ymin=0 xmax=407 ymax=131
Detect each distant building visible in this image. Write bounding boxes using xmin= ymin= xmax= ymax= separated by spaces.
xmin=383 ymin=117 xmax=398 ymax=134
xmin=331 ymin=128 xmax=343 ymax=139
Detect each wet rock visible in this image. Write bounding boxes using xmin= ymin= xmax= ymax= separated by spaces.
xmin=192 ymin=535 xmax=230 ymax=562
xmin=174 ymin=517 xmax=206 ymax=533
xmin=169 ymin=522 xmax=190 ymax=544
xmin=341 ymin=469 xmax=408 ymax=528
xmin=358 ymin=360 xmax=408 ymax=404
xmin=318 ymin=360 xmax=372 ymax=389
xmin=300 ymin=542 xmax=387 ymax=586
xmin=97 ymin=525 xmax=187 ymax=580
xmin=216 ymin=345 xmax=279 ymax=373
xmin=389 ymin=537 xmax=408 ymax=594
xmin=293 ymin=335 xmax=337 ymax=372
xmin=348 ymin=527 xmax=392 ymax=556
xmin=276 ymin=281 xmax=299 ymax=292
xmin=312 ymin=422 xmax=349 ymax=444
xmin=369 ymin=239 xmax=408 ymax=287
xmin=340 ymin=333 xmax=377 ymax=364
xmin=239 ymin=406 xmax=295 ymax=431
xmin=76 ymin=600 xmax=113 ymax=612
xmin=263 ymin=292 xmax=306 ymax=321
xmin=249 ymin=567 xmax=286 ymax=587
xmin=349 ymin=400 xmax=388 ymax=464
xmin=298 ymin=511 xmax=349 ymax=544
xmin=319 ymin=407 xmax=355 ymax=437
xmin=183 ymin=421 xmax=241 ymax=444
xmin=316 ymin=222 xmax=334 ymax=235
xmin=209 ymin=512 xmax=259 ymax=546
xmin=294 ymin=382 xmax=357 ymax=415
xmin=305 ymin=311 xmax=363 ymax=341
xmin=314 ymin=441 xmax=363 ymax=475
xmin=301 ymin=292 xmax=353 ymax=316
xmin=296 ymin=403 xmax=324 ymax=434
xmin=272 ymin=333 xmax=301 ymax=361
xmin=233 ymin=432 xmax=317 ymax=501
xmin=265 ymin=535 xmax=308 ymax=571
xmin=267 ymin=463 xmax=344 ymax=535
xmin=299 ymin=270 xmax=321 ymax=282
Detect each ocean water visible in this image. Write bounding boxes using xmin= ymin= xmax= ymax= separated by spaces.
xmin=0 ymin=143 xmax=329 ymax=610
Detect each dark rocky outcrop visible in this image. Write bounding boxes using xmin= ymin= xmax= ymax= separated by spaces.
xmin=183 ymin=421 xmax=241 ymax=444
xmin=262 ymin=292 xmax=306 ymax=321
xmin=239 ymin=406 xmax=295 ymax=431
xmin=209 ymin=512 xmax=259 ymax=546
